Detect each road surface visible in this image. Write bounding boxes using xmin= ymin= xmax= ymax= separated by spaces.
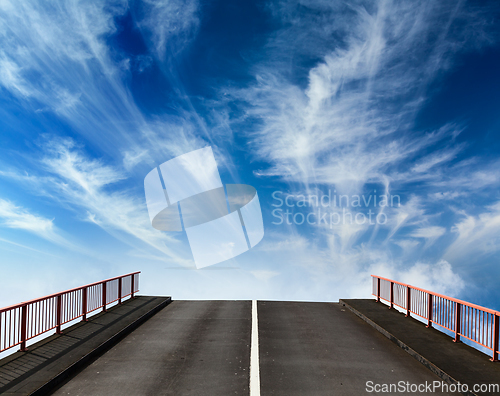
xmin=52 ymin=301 xmax=454 ymax=395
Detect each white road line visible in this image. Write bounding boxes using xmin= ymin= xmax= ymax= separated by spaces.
xmin=250 ymin=300 xmax=261 ymax=396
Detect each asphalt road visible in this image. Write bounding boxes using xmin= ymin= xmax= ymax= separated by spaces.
xmin=258 ymin=301 xmax=455 ymax=395
xmin=52 ymin=301 xmax=454 ymax=396
xmin=52 ymin=301 xmax=251 ymax=396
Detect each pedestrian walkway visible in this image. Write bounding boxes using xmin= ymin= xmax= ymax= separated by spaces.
xmin=0 ymin=296 xmax=169 ymax=396
xmin=341 ymin=299 xmax=500 ymax=395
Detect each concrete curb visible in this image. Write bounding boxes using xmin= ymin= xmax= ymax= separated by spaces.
xmin=339 ymin=299 xmax=477 ymax=396
xmin=30 ymin=297 xmax=172 ymax=396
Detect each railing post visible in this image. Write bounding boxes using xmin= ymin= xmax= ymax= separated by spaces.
xmin=491 ymin=314 xmax=499 ymax=362
xmin=82 ymin=287 xmax=88 ymax=322
xmin=454 ymin=302 xmax=461 ymax=343
xmin=389 ymin=281 xmax=394 ymax=309
xmin=131 ymin=274 xmax=135 ymax=299
xmin=406 ymin=286 xmax=411 ymax=317
xmin=20 ymin=304 xmax=28 ymax=352
xmin=427 ymin=294 xmax=433 ymax=328
xmin=118 ymin=277 xmax=122 ymax=305
xmin=377 ymin=278 xmax=380 ymax=303
xmin=56 ymin=295 xmax=62 ymax=334
xmin=102 ymin=282 xmax=107 ymax=312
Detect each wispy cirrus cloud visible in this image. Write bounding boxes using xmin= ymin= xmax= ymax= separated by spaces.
xmin=0 ymin=0 xmax=210 ymax=172
xmin=0 ymin=135 xmax=193 ymax=265
xmin=0 ymin=199 xmax=53 ymax=234
xmin=231 ymin=0 xmax=495 ymax=193
xmin=38 ymin=138 xmax=192 ymax=265
xmin=1 ymin=0 xmax=499 ymax=304
xmin=135 ymin=0 xmax=199 ymax=59
xmin=409 ymin=225 xmax=446 ymax=249
xmin=444 ymin=202 xmax=500 ymax=264
xmin=0 ymin=198 xmax=74 ymax=250
xmin=409 ymin=226 xmax=446 ymax=239
xmin=0 ymin=0 xmax=135 ymax=154
xmin=218 ymin=0 xmax=499 ymax=299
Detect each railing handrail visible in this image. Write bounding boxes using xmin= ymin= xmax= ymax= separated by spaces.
xmin=372 ymin=275 xmax=500 ymax=316
xmin=0 ymin=272 xmax=140 ymax=353
xmin=0 ymin=271 xmax=141 ymax=313
xmin=372 ymin=274 xmax=500 ymax=362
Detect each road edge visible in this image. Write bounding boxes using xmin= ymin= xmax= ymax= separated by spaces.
xmin=30 ymin=296 xmax=172 ymax=396
xmin=339 ymin=299 xmax=476 ymax=396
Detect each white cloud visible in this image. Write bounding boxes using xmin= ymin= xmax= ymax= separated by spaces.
xmin=219 ymin=0 xmax=498 ymax=297
xmin=0 ymin=199 xmax=53 ymax=234
xmin=409 ymin=225 xmax=446 ymax=248
xmin=382 ymin=195 xmax=426 ymax=242
xmin=410 ymin=145 xmax=463 ymax=174
xmin=39 ymin=138 xmax=192 ymax=266
xmin=123 ymin=149 xmax=149 ymax=171
xmin=445 ymin=202 xmax=500 ymax=263
xmin=137 ymin=0 xmax=199 ymax=59
xmin=223 ymin=0 xmax=498 ymax=207
xmin=396 ymin=260 xmax=465 ymax=297
xmin=0 ymin=0 xmax=497 ymax=301
xmin=393 ymin=239 xmax=420 ymax=251
xmin=410 ymin=226 xmax=446 ymax=238
xmin=0 ymin=136 xmax=195 ymax=266
xmin=0 ymin=0 xmax=209 ymax=173
xmin=231 ymin=2 xmax=485 ymax=192
xmin=43 ymin=139 xmax=125 ymax=193
xmin=251 ymin=226 xmax=465 ymax=301
xmin=0 ymin=54 xmax=33 ymax=97
xmin=0 ymin=198 xmax=73 ymax=249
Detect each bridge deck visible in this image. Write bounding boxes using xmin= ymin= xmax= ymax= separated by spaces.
xmin=51 ymin=301 xmax=456 ymax=396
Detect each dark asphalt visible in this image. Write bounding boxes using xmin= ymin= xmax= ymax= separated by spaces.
xmin=258 ymin=301 xmax=455 ymax=396
xmin=51 ymin=301 xmax=456 ymax=396
xmin=52 ymin=301 xmax=252 ymax=396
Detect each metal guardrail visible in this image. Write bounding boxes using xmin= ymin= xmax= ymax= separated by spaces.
xmin=0 ymin=272 xmax=140 ymax=353
xmin=372 ymin=275 xmax=500 ymax=361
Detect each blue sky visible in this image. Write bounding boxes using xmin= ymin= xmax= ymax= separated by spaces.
xmin=1 ymin=0 xmax=500 ymax=308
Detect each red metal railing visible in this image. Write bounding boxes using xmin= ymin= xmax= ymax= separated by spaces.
xmin=372 ymin=275 xmax=500 ymax=361
xmin=0 ymin=272 xmax=140 ymax=353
